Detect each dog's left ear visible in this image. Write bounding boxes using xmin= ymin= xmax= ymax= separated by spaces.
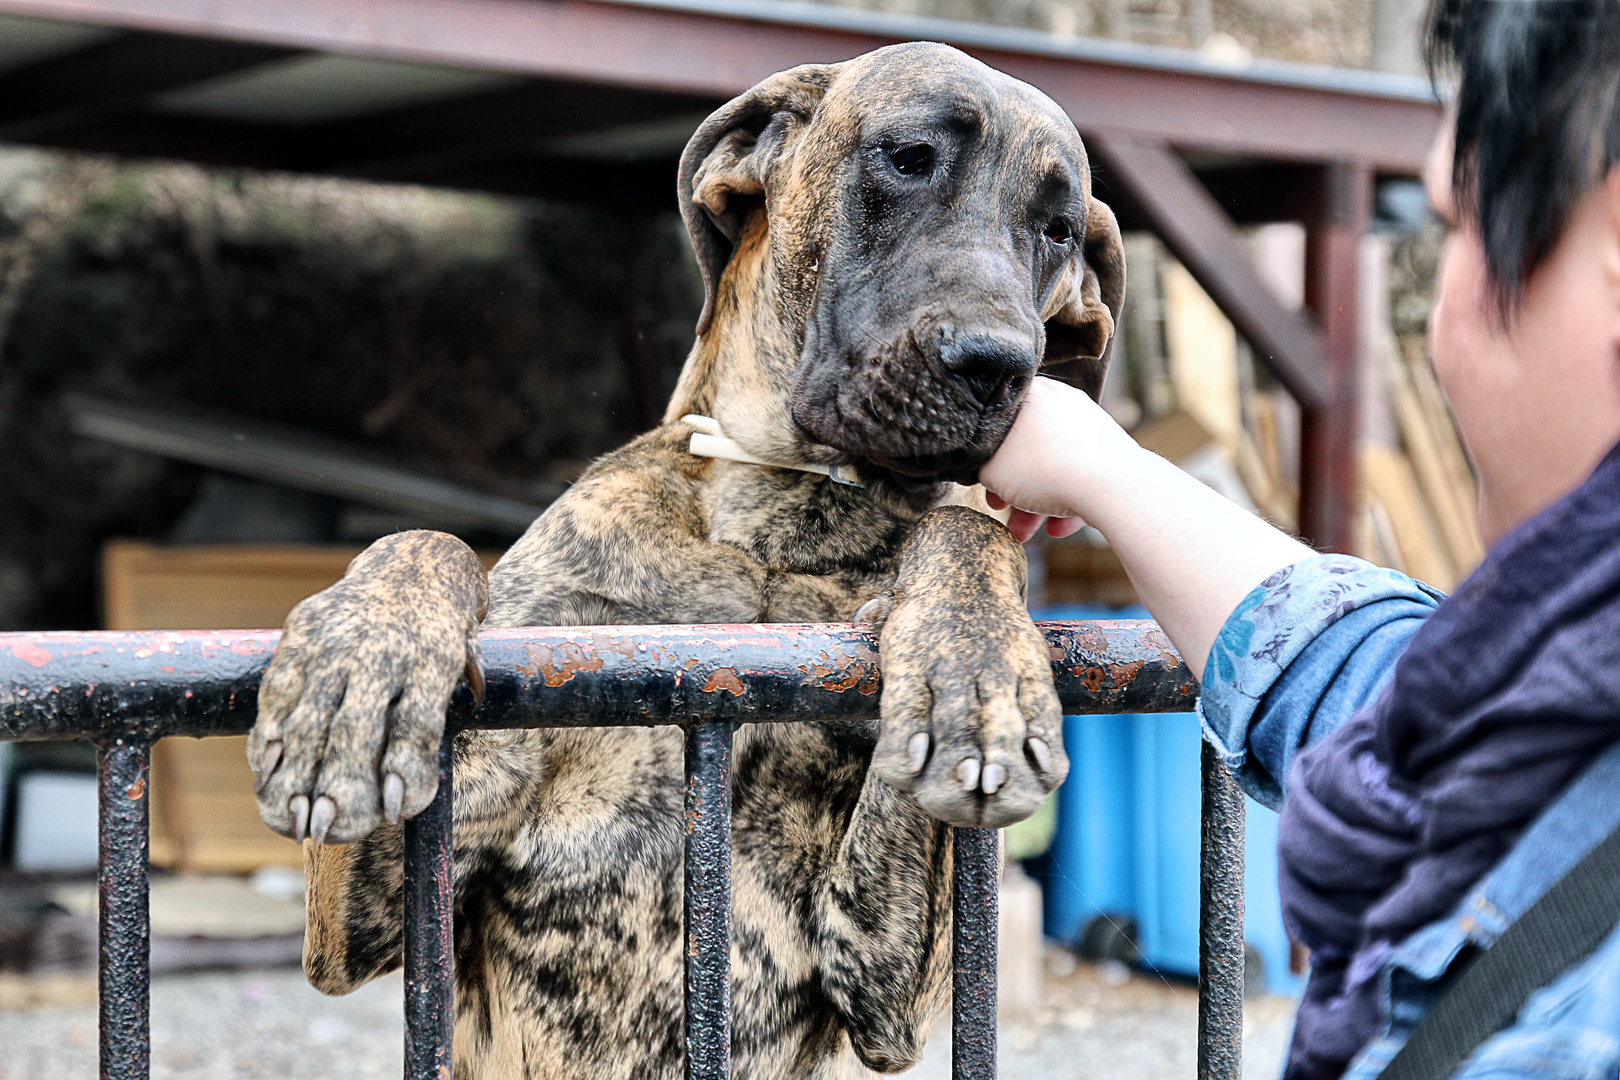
xmin=1041 ymin=196 xmax=1126 ymax=399
xmin=679 ymin=64 xmax=839 ymax=335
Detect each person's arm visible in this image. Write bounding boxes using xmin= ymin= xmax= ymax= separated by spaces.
xmin=980 ymin=376 xmax=1315 ymax=680
xmin=982 ymin=376 xmax=1444 ymax=806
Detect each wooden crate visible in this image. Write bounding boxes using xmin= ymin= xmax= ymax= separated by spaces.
xmin=104 ymin=540 xmax=503 ymax=872
xmin=103 ymin=541 xmax=367 ymax=872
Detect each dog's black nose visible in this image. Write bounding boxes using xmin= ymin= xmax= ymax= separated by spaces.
xmin=939 ymin=332 xmax=1036 ymax=409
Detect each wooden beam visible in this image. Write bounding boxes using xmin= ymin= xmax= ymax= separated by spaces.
xmin=1086 ymin=132 xmax=1330 ymax=408
xmin=0 ymin=30 xmax=294 ymax=138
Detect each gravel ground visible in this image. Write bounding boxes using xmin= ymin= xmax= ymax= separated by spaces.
xmin=0 ymin=959 xmax=1294 ymax=1079
xmin=903 ymin=957 xmax=1296 ymax=1080
xmin=0 ymin=969 xmax=406 ymax=1080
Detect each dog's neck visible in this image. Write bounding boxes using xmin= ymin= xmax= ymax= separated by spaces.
xmin=664 ymin=214 xmax=862 ymax=474
xmin=662 ymin=211 xmax=956 ymax=558
xmin=683 ymin=414 xmax=864 ymax=487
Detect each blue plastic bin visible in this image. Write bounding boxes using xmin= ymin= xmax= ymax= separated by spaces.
xmin=1035 ymin=606 xmax=1301 ymax=995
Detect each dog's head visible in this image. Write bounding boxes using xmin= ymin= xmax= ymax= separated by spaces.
xmin=677 ymin=42 xmax=1124 ymax=485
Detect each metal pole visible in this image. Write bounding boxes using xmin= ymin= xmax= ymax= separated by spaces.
xmin=684 ymin=719 xmax=733 ymax=1080
xmin=1198 ymin=741 xmax=1245 ymax=1080
xmin=951 ymin=826 xmax=998 ymax=1080
xmin=97 ymin=736 xmax=151 ymax=1080
xmin=404 ymin=727 xmax=456 ymax=1080
xmin=1299 ymin=160 xmax=1372 ymax=554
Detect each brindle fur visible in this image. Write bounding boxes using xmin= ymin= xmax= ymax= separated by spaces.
xmin=248 ymin=43 xmax=1124 ymax=1079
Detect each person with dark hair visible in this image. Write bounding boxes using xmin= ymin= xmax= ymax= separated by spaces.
xmin=980 ymin=1 xmax=1620 ymax=1077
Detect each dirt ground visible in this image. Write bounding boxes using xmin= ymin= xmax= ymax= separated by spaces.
xmin=0 ymin=954 xmax=1294 ymax=1080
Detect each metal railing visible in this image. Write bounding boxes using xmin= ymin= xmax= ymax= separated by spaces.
xmin=0 ymin=620 xmax=1241 ymax=1080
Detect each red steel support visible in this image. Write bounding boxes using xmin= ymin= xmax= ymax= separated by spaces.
xmin=1087 ymin=133 xmax=1330 ymax=409
xmin=1299 ymin=162 xmax=1372 ymax=554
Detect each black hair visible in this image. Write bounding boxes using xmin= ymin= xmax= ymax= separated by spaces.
xmin=1425 ymin=0 xmax=1620 ymax=312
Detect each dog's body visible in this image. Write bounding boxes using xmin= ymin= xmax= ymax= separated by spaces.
xmin=249 ymin=43 xmax=1123 ymax=1079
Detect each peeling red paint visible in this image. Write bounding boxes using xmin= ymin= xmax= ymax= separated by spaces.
xmin=9 ymin=640 xmax=51 ymax=668
xmin=1142 ymin=626 xmax=1181 ymax=668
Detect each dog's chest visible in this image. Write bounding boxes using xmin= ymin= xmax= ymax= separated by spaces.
xmin=454 ymin=724 xmax=876 ymax=1074
xmin=702 ymin=466 xmax=915 ymax=615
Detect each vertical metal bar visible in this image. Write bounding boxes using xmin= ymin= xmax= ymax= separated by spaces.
xmin=404 ymin=728 xmax=456 ymax=1080
xmin=97 ymin=736 xmax=150 ymax=1080
xmin=683 ymin=718 xmax=733 ymax=1080
xmin=1299 ymin=161 xmax=1372 ymax=554
xmin=951 ymin=826 xmax=998 ymax=1080
xmin=1198 ymin=740 xmax=1245 ymax=1080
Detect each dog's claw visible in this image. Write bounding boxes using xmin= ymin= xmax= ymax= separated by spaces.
xmin=383 ymin=773 xmax=404 ymax=824
xmin=254 ymin=741 xmax=282 ymax=793
xmin=1026 ymin=736 xmax=1053 ymax=775
xmin=289 ymin=794 xmax=310 ymax=843
xmin=907 ymin=732 xmax=930 ymax=773
xmin=309 ymin=795 xmax=337 ymax=845
xmin=853 ymin=594 xmax=894 ymax=629
xmin=956 ymin=757 xmax=981 ymax=792
xmin=982 ymin=762 xmax=1007 ymax=795
xmin=464 ymin=654 xmax=486 ymax=705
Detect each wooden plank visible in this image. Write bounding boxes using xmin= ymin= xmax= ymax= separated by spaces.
xmin=102 ymin=540 xmax=499 ymax=872
xmin=1361 ymin=446 xmax=1453 ymax=590
xmin=1390 ymin=361 xmax=1484 ymax=576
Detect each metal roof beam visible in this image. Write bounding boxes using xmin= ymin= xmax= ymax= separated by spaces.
xmin=0 ymin=0 xmax=1442 ymax=172
xmin=1088 ymin=132 xmax=1331 ymax=407
xmin=0 ymin=29 xmax=294 ymax=139
xmin=301 ymin=79 xmax=718 ymax=178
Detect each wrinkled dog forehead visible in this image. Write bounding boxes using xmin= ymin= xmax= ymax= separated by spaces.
xmin=816 ymin=43 xmax=1088 ymax=173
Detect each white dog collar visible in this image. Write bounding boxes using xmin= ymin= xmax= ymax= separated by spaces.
xmin=681 ymin=415 xmax=865 ymax=488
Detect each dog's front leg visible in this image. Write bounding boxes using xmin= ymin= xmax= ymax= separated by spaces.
xmin=816 ymin=769 xmax=952 ymax=1072
xmin=245 ymin=528 xmax=503 ymax=994
xmin=867 ymin=505 xmax=1070 ymax=828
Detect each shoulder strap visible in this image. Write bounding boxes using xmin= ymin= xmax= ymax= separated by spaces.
xmin=1381 ymin=821 xmax=1620 ymax=1080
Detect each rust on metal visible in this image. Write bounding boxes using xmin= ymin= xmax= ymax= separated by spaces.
xmin=683 ymin=718 xmax=733 ymax=1080
xmin=98 ymin=737 xmax=151 ymax=1080
xmin=403 ymin=728 xmax=456 ymax=1080
xmin=951 ymin=826 xmax=999 ymax=1080
xmin=700 ymin=668 xmax=745 ymax=696
xmin=0 ymin=621 xmax=1196 ymax=743
xmin=1 ymin=619 xmax=1219 ymax=1080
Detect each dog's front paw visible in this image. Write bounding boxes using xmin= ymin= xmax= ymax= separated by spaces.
xmin=866 ymin=510 xmax=1069 ymax=829
xmin=247 ymin=531 xmax=487 ymax=845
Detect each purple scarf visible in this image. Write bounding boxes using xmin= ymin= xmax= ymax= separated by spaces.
xmin=1278 ymin=439 xmax=1620 ymax=1079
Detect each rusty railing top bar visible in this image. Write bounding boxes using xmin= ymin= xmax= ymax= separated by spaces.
xmin=0 ymin=620 xmax=1197 ymax=743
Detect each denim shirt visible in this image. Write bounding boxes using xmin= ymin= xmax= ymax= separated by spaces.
xmin=1198 ymin=554 xmax=1620 ymax=1080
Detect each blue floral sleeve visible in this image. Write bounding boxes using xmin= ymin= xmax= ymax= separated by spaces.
xmin=1196 ymin=554 xmax=1445 ymax=810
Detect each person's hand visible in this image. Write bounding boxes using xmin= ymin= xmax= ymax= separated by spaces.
xmin=981 ymin=377 xmax=1136 ymax=543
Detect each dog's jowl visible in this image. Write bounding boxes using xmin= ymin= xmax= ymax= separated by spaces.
xmin=247 ymin=42 xmax=1124 ymax=1080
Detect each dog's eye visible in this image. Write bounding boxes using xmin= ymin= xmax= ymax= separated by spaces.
xmin=888 ymin=144 xmax=935 ymax=176
xmin=1044 ymin=218 xmax=1074 ymax=245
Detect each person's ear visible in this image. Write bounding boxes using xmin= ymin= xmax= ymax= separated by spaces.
xmin=1604 ymin=165 xmax=1620 ymax=350
xmin=1040 ymin=196 xmax=1126 ymax=399
xmin=678 ymin=64 xmax=839 ymax=335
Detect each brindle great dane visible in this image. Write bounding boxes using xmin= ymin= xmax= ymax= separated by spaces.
xmin=247 ymin=42 xmax=1124 ymax=1079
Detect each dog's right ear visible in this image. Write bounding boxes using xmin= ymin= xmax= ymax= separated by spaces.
xmin=679 ymin=64 xmax=839 ymax=335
